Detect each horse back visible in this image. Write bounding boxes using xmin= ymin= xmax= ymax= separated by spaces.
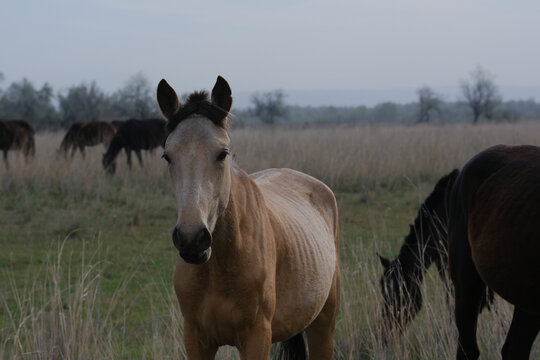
xmin=120 ymin=119 xmax=166 ymax=149
xmin=456 ymin=145 xmax=540 ymax=312
xmin=250 ymin=168 xmax=339 ymax=340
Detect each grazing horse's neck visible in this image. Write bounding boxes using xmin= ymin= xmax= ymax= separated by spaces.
xmin=396 ymin=211 xmax=446 ymax=281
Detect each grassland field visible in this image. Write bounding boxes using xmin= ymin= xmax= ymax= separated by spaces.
xmin=1 ymin=122 xmax=540 ymax=359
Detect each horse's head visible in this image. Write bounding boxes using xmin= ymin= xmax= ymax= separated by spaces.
xmin=157 ymin=76 xmax=233 ymax=265
xmin=378 ymin=254 xmax=423 ymax=333
xmin=102 ymin=152 xmax=116 ymax=175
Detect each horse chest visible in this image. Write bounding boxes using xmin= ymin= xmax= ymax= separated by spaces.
xmin=175 ymin=264 xmax=270 ymax=344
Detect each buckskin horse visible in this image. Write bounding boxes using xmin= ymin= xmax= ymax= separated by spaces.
xmin=0 ymin=119 xmax=35 ymax=168
xmin=102 ymin=118 xmax=165 ymax=174
xmin=156 ymin=76 xmax=340 ymax=359
xmin=448 ymin=145 xmax=540 ymax=360
xmin=59 ymin=121 xmax=116 ymax=158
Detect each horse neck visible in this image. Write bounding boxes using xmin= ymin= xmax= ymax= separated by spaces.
xmin=209 ymin=165 xmax=270 ymax=270
xmin=396 ymin=220 xmax=444 ymax=282
xmin=104 ymin=136 xmax=124 ymax=161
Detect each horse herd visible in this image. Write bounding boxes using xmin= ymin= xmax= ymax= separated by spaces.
xmin=0 ymin=118 xmax=166 ymax=173
xmin=2 ymin=76 xmax=540 ymax=359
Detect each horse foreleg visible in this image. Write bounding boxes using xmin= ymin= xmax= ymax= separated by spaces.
xmin=135 ymin=150 xmax=143 ymax=167
xmin=501 ymin=307 xmax=540 ymax=360
xmin=183 ymin=323 xmax=218 ymax=360
xmin=453 ymin=270 xmax=484 ymax=360
xmin=125 ymin=149 xmax=132 ymax=169
xmin=237 ymin=321 xmax=272 ymax=360
xmin=449 ymin=210 xmax=484 ymax=360
xmin=80 ymin=145 xmax=85 ymax=159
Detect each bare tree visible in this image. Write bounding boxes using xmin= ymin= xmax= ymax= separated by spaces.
xmin=417 ymin=86 xmax=442 ymax=123
xmin=112 ymin=72 xmax=158 ymax=119
xmin=58 ymin=81 xmax=106 ymax=125
xmin=461 ymin=66 xmax=502 ymax=123
xmin=250 ymin=90 xmax=288 ymax=125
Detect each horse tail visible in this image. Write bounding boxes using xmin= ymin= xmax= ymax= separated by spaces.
xmin=275 ymin=332 xmax=306 ymax=360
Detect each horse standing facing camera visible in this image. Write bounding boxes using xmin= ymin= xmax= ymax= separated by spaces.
xmin=157 ymin=76 xmax=340 ymax=359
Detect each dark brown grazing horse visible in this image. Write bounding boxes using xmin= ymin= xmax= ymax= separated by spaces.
xmin=0 ymin=119 xmax=35 ymax=168
xmin=157 ymin=76 xmax=340 ymax=359
xmin=102 ymin=118 xmax=166 ymax=174
xmin=59 ymin=121 xmax=116 ymax=158
xmin=448 ymin=145 xmax=540 ymax=360
xmin=378 ymin=170 xmax=494 ymax=334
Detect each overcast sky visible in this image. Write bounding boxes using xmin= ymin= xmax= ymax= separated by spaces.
xmin=1 ymin=0 xmax=540 ymax=106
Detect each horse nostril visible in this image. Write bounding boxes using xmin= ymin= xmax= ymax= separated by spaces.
xmin=172 ymin=226 xmax=182 ymax=250
xmin=195 ymin=227 xmax=212 ymax=250
xmin=172 ymin=226 xmax=211 ymax=254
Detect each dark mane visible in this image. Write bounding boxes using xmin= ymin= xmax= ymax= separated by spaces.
xmin=397 ymin=169 xmax=459 ymax=270
xmin=379 ymin=168 xmax=494 ymax=333
xmin=167 ymin=90 xmax=230 ymax=134
xmin=379 ymin=169 xmax=459 ymax=331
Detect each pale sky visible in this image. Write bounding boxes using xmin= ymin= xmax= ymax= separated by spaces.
xmin=1 ymin=0 xmax=540 ymax=106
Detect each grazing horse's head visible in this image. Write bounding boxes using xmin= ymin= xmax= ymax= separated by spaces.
xmin=157 ymin=76 xmax=233 ymax=265
xmin=102 ymin=154 xmax=116 ymax=175
xmin=378 ymin=255 xmax=423 ymax=333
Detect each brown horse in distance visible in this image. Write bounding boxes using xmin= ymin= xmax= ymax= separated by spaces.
xmin=448 ymin=145 xmax=540 ymax=360
xmin=157 ymin=76 xmax=340 ymax=359
xmin=59 ymin=121 xmax=116 ymax=158
xmin=101 ymin=118 xmax=166 ymax=174
xmin=0 ymin=119 xmax=35 ymax=168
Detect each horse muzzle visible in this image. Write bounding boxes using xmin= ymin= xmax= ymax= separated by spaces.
xmin=172 ymin=226 xmax=212 ymax=265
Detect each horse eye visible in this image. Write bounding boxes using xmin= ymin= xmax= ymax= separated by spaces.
xmin=216 ymin=149 xmax=229 ymax=162
xmin=162 ymin=153 xmax=171 ymax=164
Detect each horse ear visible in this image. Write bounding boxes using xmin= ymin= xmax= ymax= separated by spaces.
xmin=377 ymin=252 xmax=391 ymax=268
xmin=157 ymin=79 xmax=181 ymax=120
xmin=211 ymin=75 xmax=232 ymax=113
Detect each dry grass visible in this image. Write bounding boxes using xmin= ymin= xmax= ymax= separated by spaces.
xmin=233 ymin=122 xmax=540 ymax=189
xmin=5 ymin=121 xmax=540 ymax=192
xmin=2 ymin=121 xmax=540 ymax=359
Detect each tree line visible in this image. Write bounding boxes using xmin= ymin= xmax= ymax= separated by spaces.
xmin=1 ymin=67 xmax=540 ymax=130
xmin=242 ymin=66 xmax=540 ymax=126
xmin=0 ymin=73 xmax=159 ymax=130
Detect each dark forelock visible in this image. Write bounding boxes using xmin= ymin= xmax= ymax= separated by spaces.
xmin=166 ymin=90 xmax=229 ymax=134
